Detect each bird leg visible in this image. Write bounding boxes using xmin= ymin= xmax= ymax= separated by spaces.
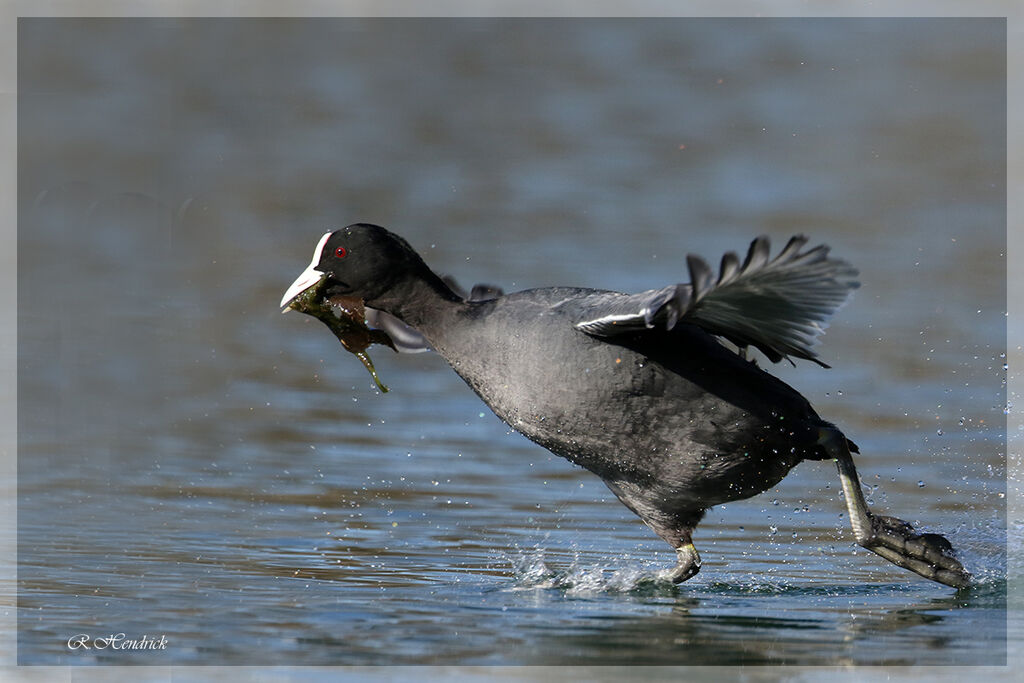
xmin=821 ymin=429 xmax=970 ymax=588
xmin=602 ymin=479 xmax=705 ymax=584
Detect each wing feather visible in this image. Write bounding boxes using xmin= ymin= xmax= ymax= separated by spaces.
xmin=574 ymin=235 xmax=859 ymax=366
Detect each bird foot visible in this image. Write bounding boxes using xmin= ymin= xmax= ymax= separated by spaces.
xmin=859 ymin=514 xmax=970 ymax=589
xmin=830 ymin=445 xmax=970 ymax=589
xmin=657 ymin=542 xmax=701 ymax=584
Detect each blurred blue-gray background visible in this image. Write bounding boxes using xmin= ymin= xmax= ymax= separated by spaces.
xmin=18 ymin=18 xmax=1005 ymax=665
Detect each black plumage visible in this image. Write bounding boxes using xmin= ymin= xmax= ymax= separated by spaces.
xmin=281 ymin=223 xmax=969 ymax=588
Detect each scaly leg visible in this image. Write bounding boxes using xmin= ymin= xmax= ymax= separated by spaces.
xmin=822 ymin=429 xmax=970 ymax=588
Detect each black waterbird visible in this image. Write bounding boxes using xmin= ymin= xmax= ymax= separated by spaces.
xmin=281 ymin=223 xmax=970 ymax=588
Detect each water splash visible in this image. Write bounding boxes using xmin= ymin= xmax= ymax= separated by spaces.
xmin=503 ymin=548 xmax=675 ymax=594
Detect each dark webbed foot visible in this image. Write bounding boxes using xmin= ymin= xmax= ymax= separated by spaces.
xmin=658 ymin=542 xmax=702 ymax=584
xmin=862 ymin=515 xmax=970 ymax=588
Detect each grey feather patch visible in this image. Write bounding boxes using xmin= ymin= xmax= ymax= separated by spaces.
xmin=742 ymin=236 xmax=771 ymax=272
xmin=469 ymin=284 xmax=504 ymax=301
xmin=687 ymin=254 xmax=715 ymax=302
xmin=442 ymin=274 xmax=504 ymax=302
xmin=573 ymin=234 xmax=859 ymax=366
xmin=365 ymin=307 xmax=432 ymax=353
xmin=687 ymin=235 xmax=859 ymax=364
xmin=775 ymin=235 xmax=810 ymax=263
xmin=380 ymin=277 xmax=505 ymax=353
xmin=719 ymin=251 xmax=741 ymax=285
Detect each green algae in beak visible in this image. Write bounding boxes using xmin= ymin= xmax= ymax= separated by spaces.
xmin=283 ymin=275 xmax=396 ymax=392
xmin=354 ymin=351 xmax=388 ymax=393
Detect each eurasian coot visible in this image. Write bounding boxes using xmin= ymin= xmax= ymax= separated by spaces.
xmin=281 ymin=223 xmax=969 ymax=588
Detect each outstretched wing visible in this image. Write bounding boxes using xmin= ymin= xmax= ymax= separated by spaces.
xmin=573 ymin=235 xmax=859 ymax=366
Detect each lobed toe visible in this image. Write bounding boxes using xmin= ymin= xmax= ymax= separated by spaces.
xmin=867 ymin=514 xmax=970 ymax=587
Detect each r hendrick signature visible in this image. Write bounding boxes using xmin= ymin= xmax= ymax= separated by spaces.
xmin=67 ymin=633 xmax=168 ymax=651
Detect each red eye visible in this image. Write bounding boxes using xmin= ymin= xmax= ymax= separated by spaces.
xmin=334 ymin=247 xmax=348 ymax=258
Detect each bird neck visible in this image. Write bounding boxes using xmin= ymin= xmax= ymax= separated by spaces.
xmin=366 ymin=267 xmax=463 ymax=332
